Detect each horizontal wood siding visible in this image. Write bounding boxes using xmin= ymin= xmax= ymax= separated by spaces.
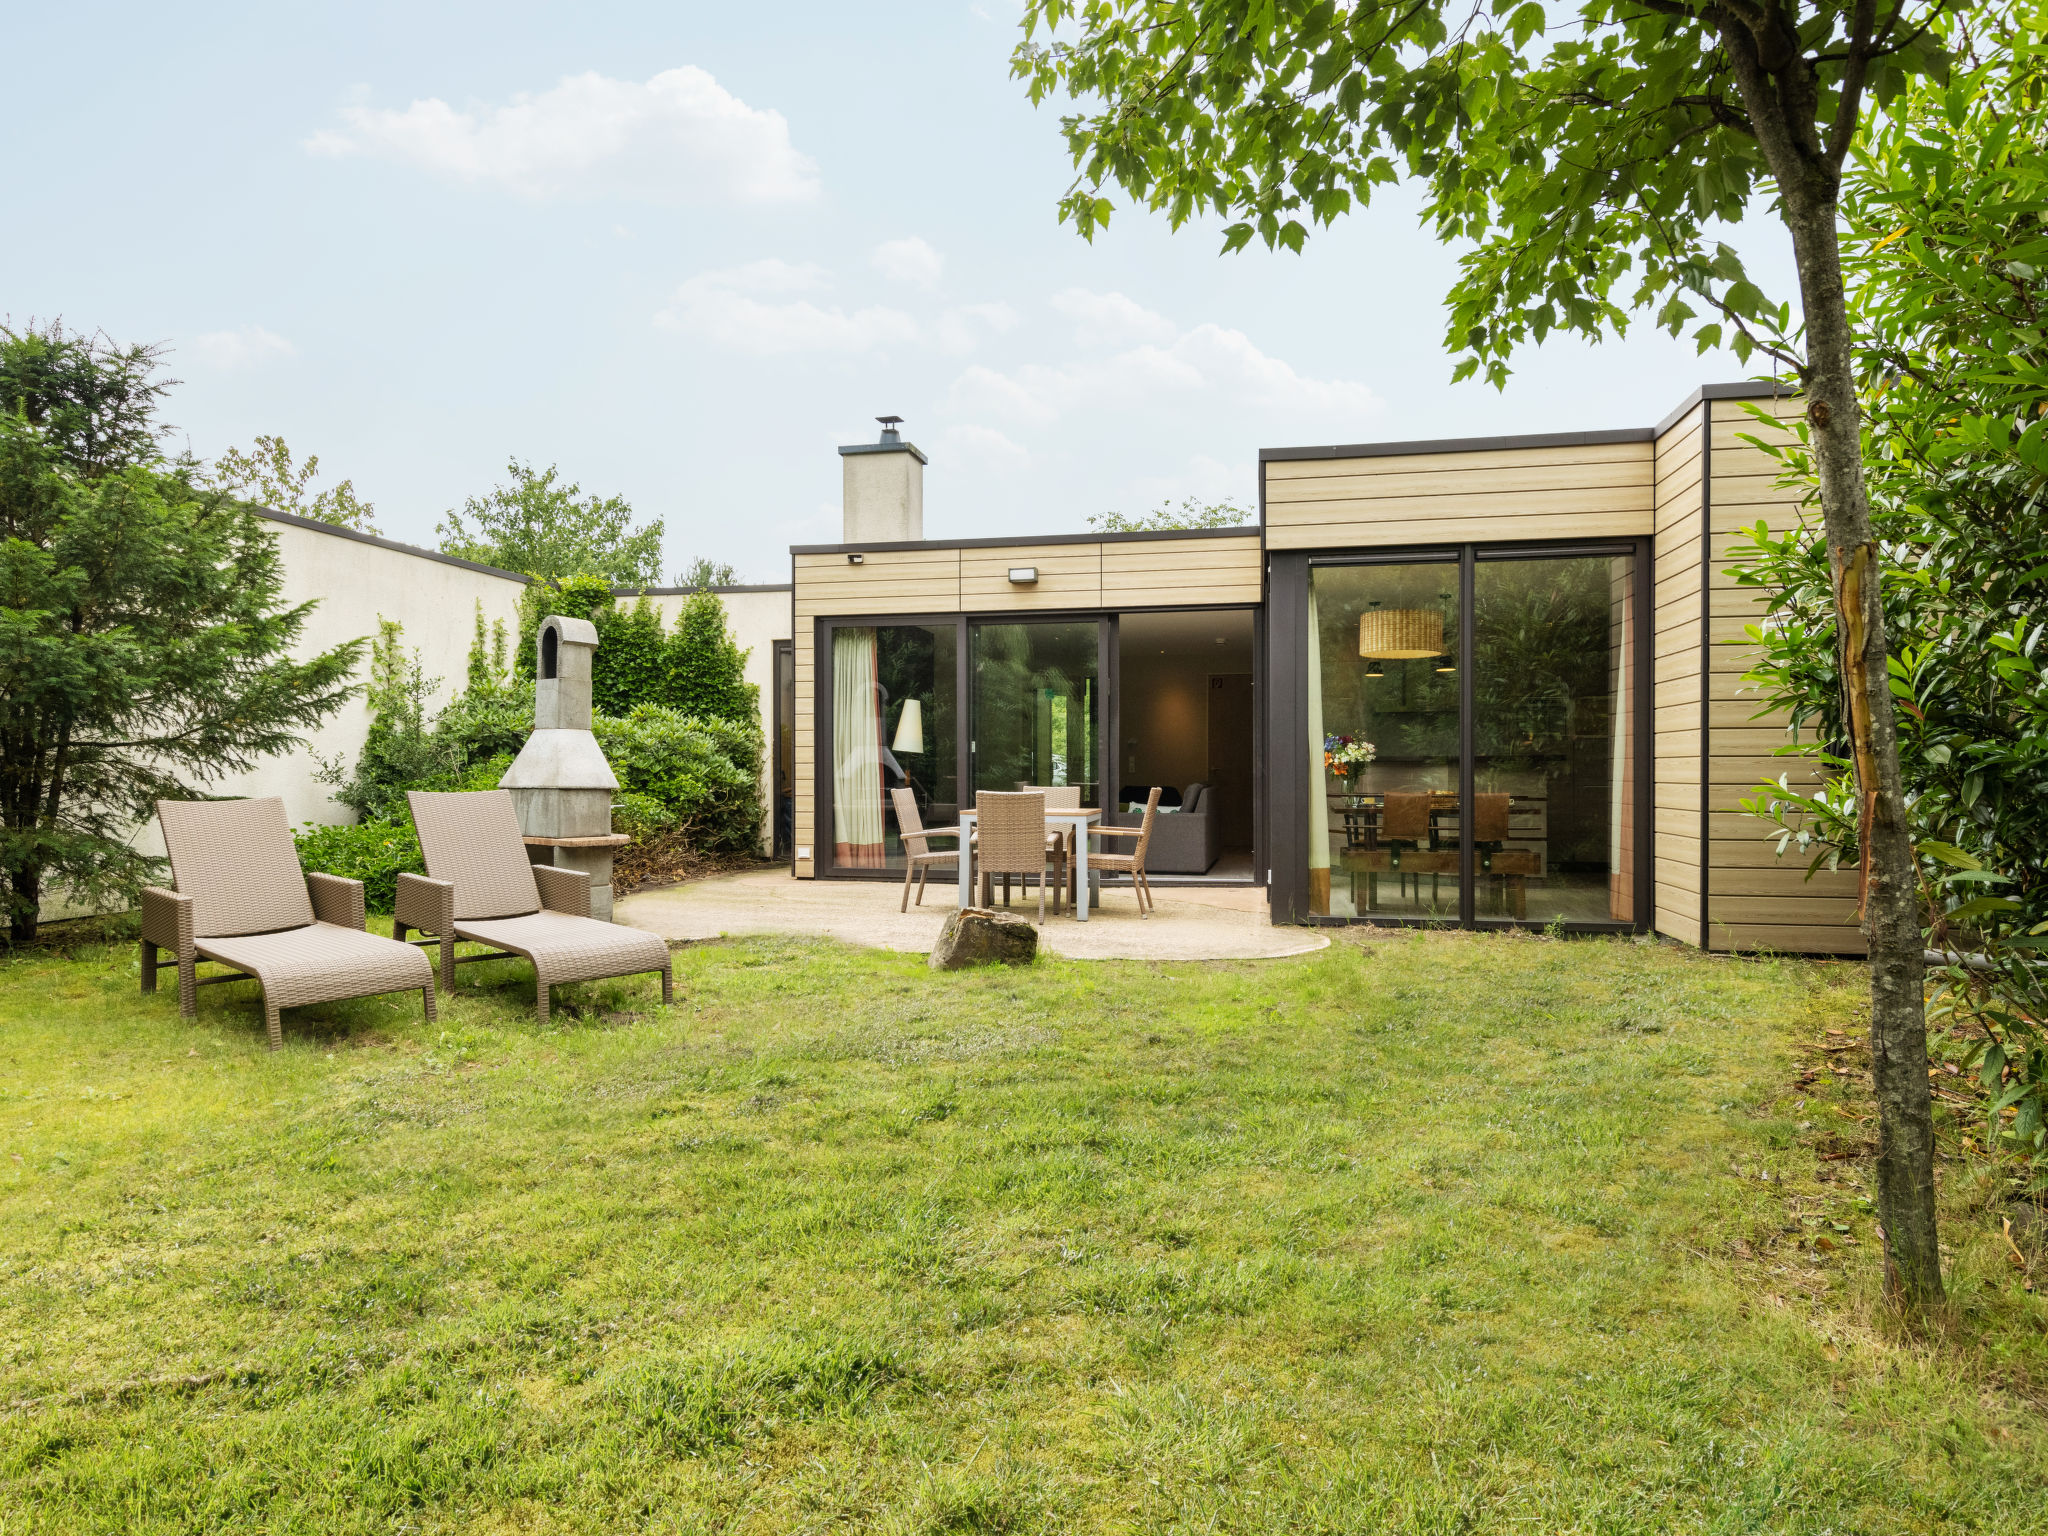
xmin=788 ymin=532 xmax=1264 ymax=878
xmin=1651 ymin=404 xmax=1705 ymax=941
xmin=1102 ymin=535 xmax=1262 ymax=605
xmin=1701 ymin=397 xmax=1864 ymax=954
xmin=1264 ymin=439 xmax=1656 ymax=550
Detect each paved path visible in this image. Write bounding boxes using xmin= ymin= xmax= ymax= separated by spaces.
xmin=619 ymin=868 xmax=1329 ymax=962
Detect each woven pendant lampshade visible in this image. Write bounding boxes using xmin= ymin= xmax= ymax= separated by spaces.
xmin=1358 ymin=608 xmax=1444 ymax=659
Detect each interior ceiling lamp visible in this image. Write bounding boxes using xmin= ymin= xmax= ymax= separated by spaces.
xmin=1358 ymin=607 xmax=1444 ymax=660
xmin=891 ymin=698 xmax=925 ymax=755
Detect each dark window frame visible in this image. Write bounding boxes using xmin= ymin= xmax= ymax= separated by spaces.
xmin=812 ymin=602 xmax=1263 ymax=883
xmin=1267 ymin=536 xmax=1654 ymax=933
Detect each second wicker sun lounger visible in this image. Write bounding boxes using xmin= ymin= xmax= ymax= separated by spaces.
xmin=143 ymin=797 xmax=437 ymax=1049
xmin=399 ymin=790 xmax=672 ymax=1024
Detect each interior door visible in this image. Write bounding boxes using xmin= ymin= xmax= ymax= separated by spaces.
xmin=1207 ymin=673 xmax=1255 ymax=849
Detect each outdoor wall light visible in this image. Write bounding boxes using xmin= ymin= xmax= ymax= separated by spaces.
xmin=1008 ymin=566 xmax=1039 ymax=584
xmin=847 ymin=553 xmax=865 ymax=564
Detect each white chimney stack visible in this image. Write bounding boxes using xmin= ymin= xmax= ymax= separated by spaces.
xmin=839 ymin=415 xmax=925 ymax=543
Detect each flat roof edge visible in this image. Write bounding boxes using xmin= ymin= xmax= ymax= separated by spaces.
xmin=1260 ymin=427 xmax=1653 ymax=464
xmin=791 ymin=524 xmax=1261 ymax=556
xmin=253 ymin=507 xmax=536 ymax=582
xmin=1259 ymin=381 xmax=1801 ymax=464
xmin=615 ymin=584 xmax=794 ymax=596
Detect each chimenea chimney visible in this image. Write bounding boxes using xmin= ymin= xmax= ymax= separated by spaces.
xmin=839 ymin=414 xmax=925 ymax=543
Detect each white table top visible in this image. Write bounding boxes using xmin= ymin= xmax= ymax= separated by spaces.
xmin=958 ymin=807 xmax=1101 ymax=823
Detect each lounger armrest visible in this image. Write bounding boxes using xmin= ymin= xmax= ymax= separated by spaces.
xmin=140 ymin=886 xmax=193 ymax=956
xmin=305 ymin=872 xmax=367 ymax=930
xmin=395 ymin=873 xmax=455 ymax=937
xmin=532 ymin=863 xmax=591 ymax=918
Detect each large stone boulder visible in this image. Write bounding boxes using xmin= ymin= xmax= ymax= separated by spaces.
xmin=928 ymin=908 xmax=1039 ymax=970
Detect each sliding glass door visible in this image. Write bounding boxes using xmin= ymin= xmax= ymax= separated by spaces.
xmin=1299 ymin=542 xmax=1646 ymax=929
xmin=971 ymin=620 xmax=1102 ymax=806
xmin=825 ymin=621 xmax=958 ymax=872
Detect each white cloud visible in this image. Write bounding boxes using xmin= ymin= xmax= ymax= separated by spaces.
xmin=306 ymin=67 xmax=819 ymax=203
xmin=935 ymin=301 xmax=1020 ymax=356
xmin=1049 ymin=288 xmax=1177 ymax=348
xmin=937 ymin=423 xmax=1030 ymax=469
xmin=871 ymin=236 xmax=945 ymax=288
xmin=948 ymin=320 xmax=1379 ymax=427
xmin=190 ymin=326 xmax=297 ymax=370
xmin=656 ymin=260 xmax=919 ymax=356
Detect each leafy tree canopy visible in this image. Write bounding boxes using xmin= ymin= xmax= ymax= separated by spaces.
xmin=214 ymin=435 xmax=378 ymax=533
xmin=1089 ymin=495 xmax=1252 ymax=532
xmin=438 ymin=460 xmax=664 ymax=584
xmin=1014 ymin=0 xmax=1956 ymax=387
xmin=676 ymin=556 xmax=739 ymax=590
xmin=0 ymin=323 xmax=359 ymax=940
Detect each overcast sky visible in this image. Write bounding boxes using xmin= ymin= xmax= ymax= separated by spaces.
xmin=6 ymin=2 xmax=1792 ymax=581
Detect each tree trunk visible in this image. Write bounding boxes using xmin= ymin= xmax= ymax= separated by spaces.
xmin=1778 ymin=175 xmax=1944 ymax=1310
xmin=10 ymin=857 xmax=41 ymax=945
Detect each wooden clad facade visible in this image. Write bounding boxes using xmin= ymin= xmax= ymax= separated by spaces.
xmin=1263 ymin=433 xmax=1656 ymax=549
xmin=787 ymin=385 xmax=1862 ymax=954
xmin=788 ymin=531 xmax=1262 ymax=877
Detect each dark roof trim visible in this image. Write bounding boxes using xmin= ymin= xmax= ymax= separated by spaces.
xmin=614 ymin=584 xmax=794 ymax=596
xmin=253 ymin=506 xmax=535 ymax=582
xmin=254 ymin=508 xmax=788 ymax=596
xmin=1260 ymin=427 xmax=1652 ymax=464
xmin=1258 ymin=381 xmax=1802 ymax=466
xmin=838 ymin=440 xmax=929 ymax=465
xmin=1651 ymin=379 xmax=1799 ymax=438
xmin=791 ymin=524 xmax=1260 ymax=556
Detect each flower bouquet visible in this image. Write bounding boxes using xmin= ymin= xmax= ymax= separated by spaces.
xmin=1323 ymin=734 xmax=1377 ymax=780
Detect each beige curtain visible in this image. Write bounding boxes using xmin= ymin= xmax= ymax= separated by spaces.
xmin=832 ymin=628 xmax=885 ymax=866
xmin=1307 ymin=579 xmax=1331 ymax=914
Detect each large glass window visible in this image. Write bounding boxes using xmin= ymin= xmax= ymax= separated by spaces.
xmin=1308 ymin=562 xmax=1461 ymax=918
xmin=972 ymin=621 xmax=1100 ymax=806
xmin=829 ymin=623 xmax=957 ymax=871
xmin=1473 ymin=553 xmax=1636 ymax=924
xmin=1304 ymin=548 xmax=1639 ymax=927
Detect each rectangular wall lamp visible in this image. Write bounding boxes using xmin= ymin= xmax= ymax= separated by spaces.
xmin=847 ymin=553 xmax=864 ymax=564
xmin=1007 ymin=566 xmax=1038 ymax=584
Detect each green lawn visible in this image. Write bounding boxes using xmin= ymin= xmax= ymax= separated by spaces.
xmin=2 ymin=925 xmax=2045 ymax=1533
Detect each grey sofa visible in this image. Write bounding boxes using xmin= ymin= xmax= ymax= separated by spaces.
xmin=1112 ymin=781 xmax=1219 ymax=875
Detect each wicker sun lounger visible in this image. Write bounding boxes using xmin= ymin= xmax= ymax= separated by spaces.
xmin=142 ymin=797 xmax=437 ymax=1049
xmin=398 ymin=790 xmax=672 ymax=1024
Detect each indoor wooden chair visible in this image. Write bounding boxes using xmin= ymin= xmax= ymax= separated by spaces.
xmin=974 ymin=790 xmax=1061 ymax=923
xmin=1380 ymin=792 xmax=1434 ymax=903
xmin=891 ymin=787 xmax=963 ymax=912
xmin=1093 ymin=787 xmax=1163 ymax=916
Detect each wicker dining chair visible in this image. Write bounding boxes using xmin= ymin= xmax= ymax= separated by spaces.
xmin=891 ymin=787 xmax=964 ymax=912
xmin=1092 ymin=787 xmax=1163 ymax=916
xmin=143 ymin=797 xmax=437 ymax=1049
xmin=400 ymin=790 xmax=672 ymax=1024
xmin=974 ymin=791 xmax=1061 ymax=923
xmin=1023 ymin=784 xmax=1080 ymax=901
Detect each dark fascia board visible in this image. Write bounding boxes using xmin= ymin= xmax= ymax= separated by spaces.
xmin=790 ymin=524 xmax=1260 ymax=556
xmin=615 ymin=584 xmax=794 ymax=596
xmin=838 ymin=440 xmax=929 ymax=465
xmin=1258 ymin=381 xmax=1801 ymax=466
xmin=1652 ymin=379 xmax=1799 ymax=438
xmin=252 ymin=506 xmax=535 ymax=582
xmin=1260 ymin=427 xmax=1652 ymax=465
xmin=254 ymin=508 xmax=793 ymax=596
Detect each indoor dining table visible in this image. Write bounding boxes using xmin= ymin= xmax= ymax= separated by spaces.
xmin=954 ymin=806 xmax=1104 ymax=921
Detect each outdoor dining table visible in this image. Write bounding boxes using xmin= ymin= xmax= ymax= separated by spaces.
xmin=954 ymin=807 xmax=1104 ymax=921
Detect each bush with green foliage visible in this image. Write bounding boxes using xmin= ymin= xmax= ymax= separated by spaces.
xmin=515 ymin=578 xmax=759 ymax=729
xmin=1728 ymin=35 xmax=2048 ymax=1184
xmin=298 ymin=605 xmax=762 ymax=906
xmin=596 ymin=707 xmax=763 ymax=854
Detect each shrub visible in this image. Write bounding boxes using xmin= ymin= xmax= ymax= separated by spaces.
xmin=664 ymin=589 xmax=757 ymax=726
xmin=597 ymin=706 xmax=763 ymax=853
xmin=292 ymin=820 xmax=423 ymax=913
